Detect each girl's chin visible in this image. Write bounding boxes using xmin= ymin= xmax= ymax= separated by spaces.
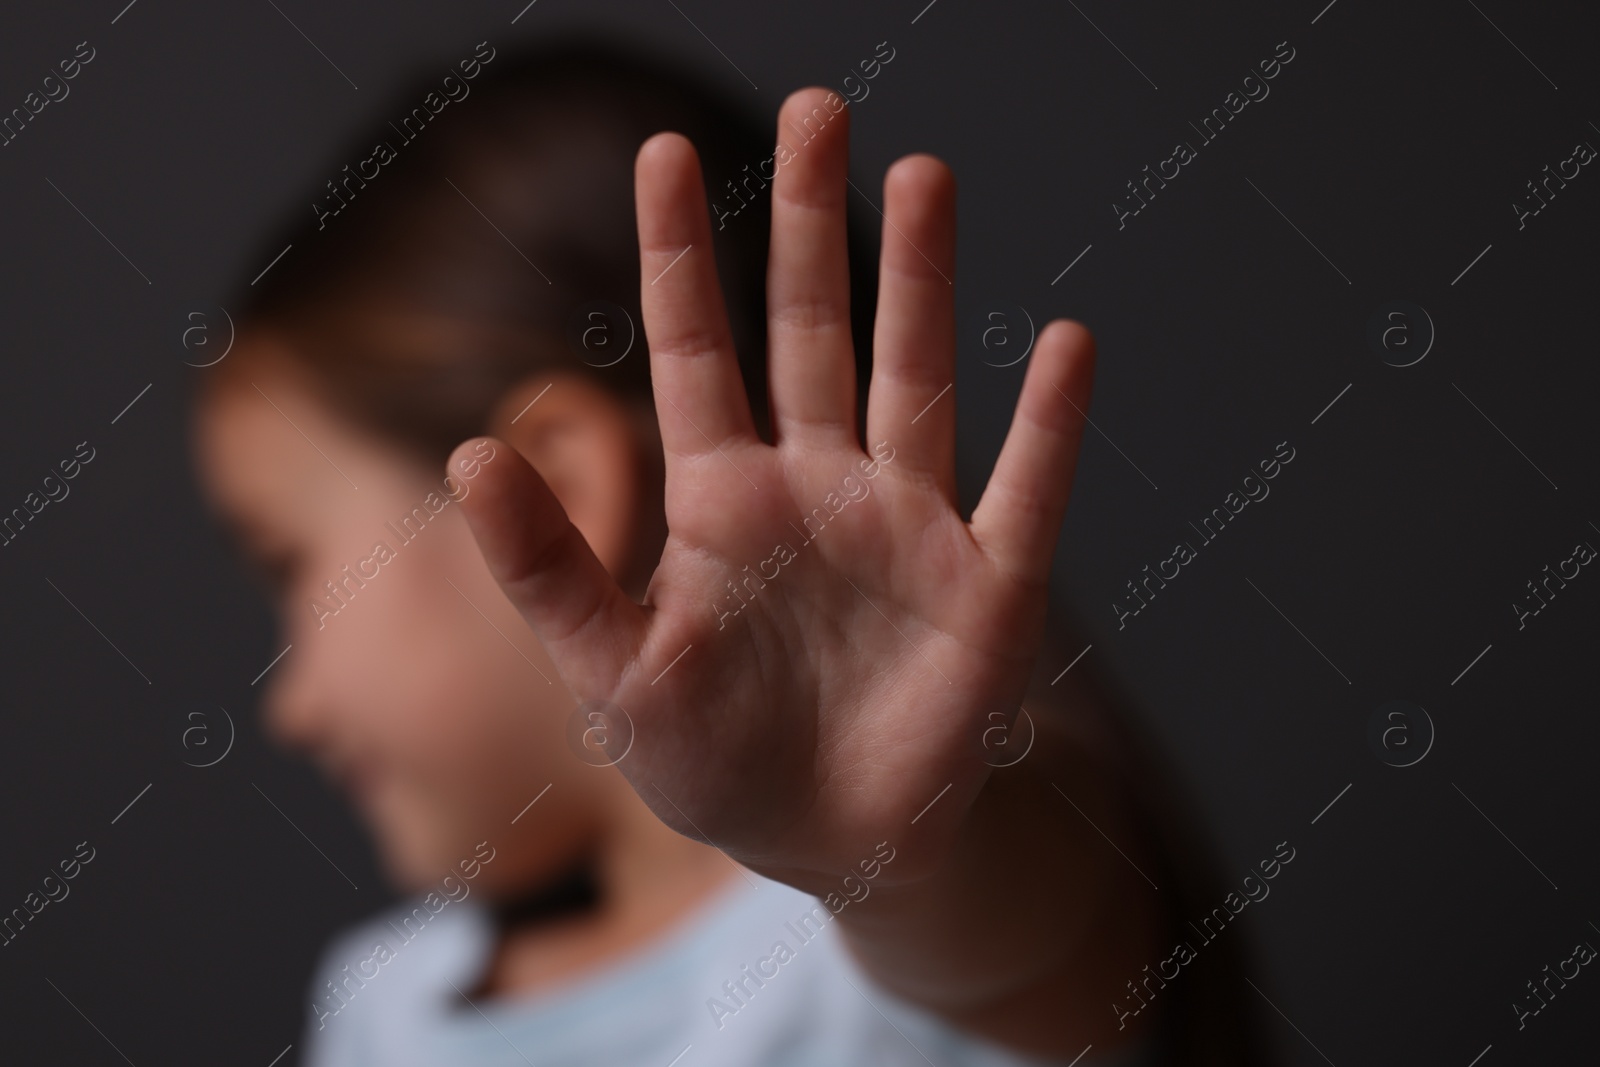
xmin=375 ymin=834 xmax=450 ymax=894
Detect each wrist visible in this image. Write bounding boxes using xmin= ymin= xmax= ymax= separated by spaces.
xmin=826 ymin=712 xmax=1163 ymax=1029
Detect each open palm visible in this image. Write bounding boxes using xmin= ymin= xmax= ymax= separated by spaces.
xmin=454 ymin=87 xmax=1095 ymax=887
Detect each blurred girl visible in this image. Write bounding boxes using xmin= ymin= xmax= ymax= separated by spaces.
xmin=193 ymin=37 xmax=1269 ymax=1067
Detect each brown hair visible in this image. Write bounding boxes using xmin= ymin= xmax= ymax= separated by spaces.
xmin=211 ymin=33 xmax=878 ymax=477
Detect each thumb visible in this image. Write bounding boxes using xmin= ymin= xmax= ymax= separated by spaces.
xmin=449 ymin=436 xmax=647 ymax=697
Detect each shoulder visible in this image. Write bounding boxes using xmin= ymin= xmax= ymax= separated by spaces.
xmin=297 ymin=895 xmax=493 ymax=1065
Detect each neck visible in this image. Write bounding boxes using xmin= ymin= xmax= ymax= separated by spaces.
xmin=472 ymin=786 xmax=742 ymax=1000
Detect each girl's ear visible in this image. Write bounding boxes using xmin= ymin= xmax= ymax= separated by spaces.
xmin=483 ymin=372 xmax=644 ymax=584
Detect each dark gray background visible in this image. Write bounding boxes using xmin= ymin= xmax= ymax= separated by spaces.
xmin=2 ymin=0 xmax=1596 ymax=1063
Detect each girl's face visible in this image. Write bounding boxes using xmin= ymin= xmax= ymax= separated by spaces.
xmin=193 ymin=342 xmax=610 ymax=896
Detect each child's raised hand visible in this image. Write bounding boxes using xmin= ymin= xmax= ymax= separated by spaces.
xmin=452 ymin=87 xmax=1096 ymax=892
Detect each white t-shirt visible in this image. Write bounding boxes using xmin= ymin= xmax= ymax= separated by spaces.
xmin=300 ymin=871 xmax=1152 ymax=1067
